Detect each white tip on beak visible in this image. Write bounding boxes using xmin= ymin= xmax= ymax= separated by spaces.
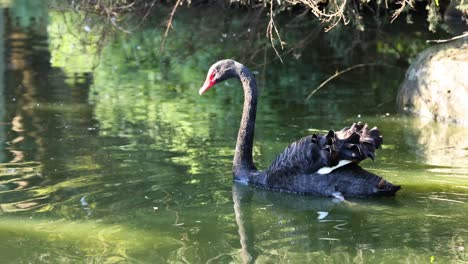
xmin=199 ymin=79 xmax=215 ymax=95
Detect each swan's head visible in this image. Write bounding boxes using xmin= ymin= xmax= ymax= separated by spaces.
xmin=199 ymin=59 xmax=241 ymax=95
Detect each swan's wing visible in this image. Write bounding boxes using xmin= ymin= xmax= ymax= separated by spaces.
xmin=265 ymin=135 xmax=326 ymax=179
xmin=265 ymin=122 xmax=383 ymax=179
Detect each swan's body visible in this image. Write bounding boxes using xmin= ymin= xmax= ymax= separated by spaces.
xmin=199 ymin=59 xmax=400 ymax=197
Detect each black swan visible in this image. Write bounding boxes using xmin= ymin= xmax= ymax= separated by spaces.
xmin=199 ymin=59 xmax=400 ymax=199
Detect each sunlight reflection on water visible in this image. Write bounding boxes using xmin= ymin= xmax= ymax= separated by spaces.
xmin=0 ymin=1 xmax=466 ymax=263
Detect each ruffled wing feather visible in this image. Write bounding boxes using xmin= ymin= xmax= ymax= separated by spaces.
xmin=265 ymin=122 xmax=383 ymax=180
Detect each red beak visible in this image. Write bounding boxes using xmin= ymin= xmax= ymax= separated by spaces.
xmin=199 ymin=74 xmax=216 ymax=95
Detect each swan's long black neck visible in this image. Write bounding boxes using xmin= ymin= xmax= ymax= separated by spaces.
xmin=233 ymin=65 xmax=258 ymax=176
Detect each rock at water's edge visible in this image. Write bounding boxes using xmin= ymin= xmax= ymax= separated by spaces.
xmin=397 ymin=38 xmax=468 ymax=126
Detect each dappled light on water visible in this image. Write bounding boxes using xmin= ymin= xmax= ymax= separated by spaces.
xmin=0 ymin=0 xmax=466 ymax=263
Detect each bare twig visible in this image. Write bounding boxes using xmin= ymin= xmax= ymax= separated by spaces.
xmin=324 ymin=0 xmax=349 ymax=32
xmin=124 ymin=0 xmax=158 ymax=32
xmin=306 ymin=63 xmax=394 ymax=100
xmin=391 ymin=0 xmax=413 ymax=23
xmin=286 ymin=0 xmax=348 ymax=31
xmin=161 ymin=0 xmax=183 ymax=51
xmin=266 ymin=0 xmax=285 ymax=63
xmin=57 ymin=0 xmax=158 ymax=34
xmin=426 ymin=32 xmax=468 ymax=43
xmin=373 ymin=97 xmax=394 ymax=109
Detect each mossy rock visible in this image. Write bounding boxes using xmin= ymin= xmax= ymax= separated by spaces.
xmin=397 ymin=38 xmax=468 ymax=126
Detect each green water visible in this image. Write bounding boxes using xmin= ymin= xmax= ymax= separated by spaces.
xmin=0 ymin=1 xmax=467 ymax=263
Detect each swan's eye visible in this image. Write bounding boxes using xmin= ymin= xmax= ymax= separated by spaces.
xmin=210 ymin=69 xmax=218 ymax=80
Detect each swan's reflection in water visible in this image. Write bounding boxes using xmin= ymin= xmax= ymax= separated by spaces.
xmin=232 ymin=183 xmax=348 ymax=263
xmin=231 ymin=182 xmax=412 ymax=263
xmin=232 ymin=183 xmax=256 ymax=263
